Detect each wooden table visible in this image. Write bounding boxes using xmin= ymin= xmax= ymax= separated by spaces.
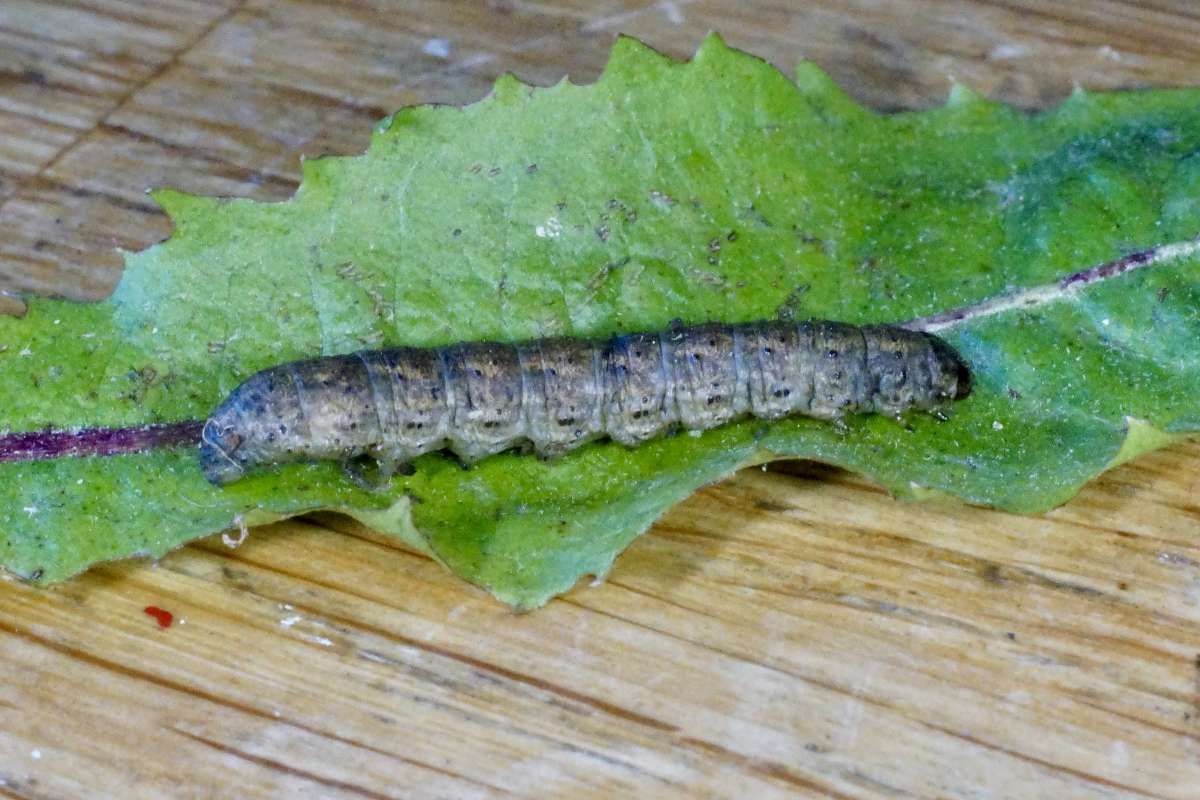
xmin=2 ymin=2 xmax=1199 ymax=797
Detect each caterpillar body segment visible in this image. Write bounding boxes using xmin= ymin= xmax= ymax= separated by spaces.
xmin=199 ymin=320 xmax=971 ymax=485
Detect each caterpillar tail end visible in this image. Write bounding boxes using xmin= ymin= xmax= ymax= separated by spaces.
xmin=925 ymin=334 xmax=972 ymax=402
xmin=947 ymin=347 xmax=972 ymax=400
xmin=953 ymin=360 xmax=972 ymax=400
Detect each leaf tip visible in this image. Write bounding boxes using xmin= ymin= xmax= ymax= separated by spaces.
xmin=602 ymin=33 xmax=673 ymax=80
xmin=793 ymin=60 xmax=866 ymax=116
xmin=1055 ymin=84 xmax=1099 ymax=117
xmin=373 ymin=112 xmax=396 ymax=136
xmin=0 ymin=291 xmax=27 ymax=319
xmin=488 ymin=71 xmax=529 ymax=105
xmin=697 ymin=30 xmax=730 ymax=57
xmin=611 ymin=31 xmax=652 ymax=52
xmin=947 ymin=81 xmax=986 ymax=107
xmin=299 ymin=153 xmax=331 ymax=186
xmin=148 ymin=188 xmax=219 ymax=227
xmin=1109 ymin=416 xmax=1187 ymax=469
xmin=339 ymin=496 xmax=434 ymax=559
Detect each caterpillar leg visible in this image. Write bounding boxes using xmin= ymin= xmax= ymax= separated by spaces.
xmin=341 ymin=455 xmax=408 ymax=492
xmin=445 ymin=451 xmax=475 ymax=471
xmin=377 ymin=457 xmax=415 ymax=479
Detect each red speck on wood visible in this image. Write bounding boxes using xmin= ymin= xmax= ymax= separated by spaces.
xmin=144 ymin=606 xmax=173 ymax=629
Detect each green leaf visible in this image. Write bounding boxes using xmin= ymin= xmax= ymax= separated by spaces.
xmin=3 ymin=34 xmax=1200 ymax=608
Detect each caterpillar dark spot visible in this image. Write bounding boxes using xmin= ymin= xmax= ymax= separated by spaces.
xmin=199 ymin=320 xmax=971 ymax=485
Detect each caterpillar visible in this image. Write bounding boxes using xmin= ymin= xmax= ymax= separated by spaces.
xmin=199 ymin=319 xmax=971 ymax=485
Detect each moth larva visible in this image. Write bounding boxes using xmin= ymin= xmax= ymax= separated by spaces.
xmin=198 ymin=320 xmax=971 ymax=485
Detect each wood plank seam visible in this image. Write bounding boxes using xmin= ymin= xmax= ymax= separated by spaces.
xmin=0 ymin=0 xmax=249 ymax=225
xmin=0 ymin=612 xmax=501 ymax=793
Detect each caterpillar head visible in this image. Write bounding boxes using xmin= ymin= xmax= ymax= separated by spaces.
xmin=199 ymin=407 xmax=249 ymax=485
xmin=199 ymin=366 xmax=304 ymax=485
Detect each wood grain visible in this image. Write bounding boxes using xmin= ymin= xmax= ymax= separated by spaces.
xmin=2 ymin=1 xmax=1199 ymax=797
